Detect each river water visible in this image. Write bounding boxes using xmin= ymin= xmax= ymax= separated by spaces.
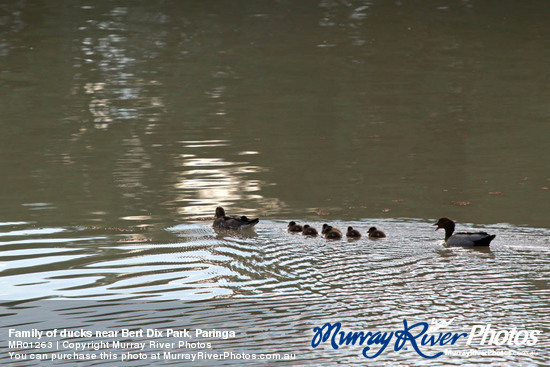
xmin=0 ymin=1 xmax=549 ymax=365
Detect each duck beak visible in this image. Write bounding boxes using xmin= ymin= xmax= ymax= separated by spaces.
xmin=434 ymin=223 xmax=440 ymax=231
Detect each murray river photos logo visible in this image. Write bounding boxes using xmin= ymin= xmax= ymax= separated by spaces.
xmin=311 ymin=319 xmax=541 ymax=359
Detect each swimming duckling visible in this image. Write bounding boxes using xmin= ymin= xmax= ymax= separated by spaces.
xmin=288 ymin=221 xmax=303 ymax=232
xmin=213 ymin=207 xmax=259 ymax=229
xmin=346 ymin=226 xmax=361 ymax=239
xmin=302 ymin=224 xmax=318 ymax=236
xmin=435 ymin=217 xmax=496 ymax=246
xmin=368 ymin=227 xmax=386 ymax=238
xmin=324 ymin=225 xmax=343 ymax=240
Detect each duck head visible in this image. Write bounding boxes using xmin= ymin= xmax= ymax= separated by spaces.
xmin=435 ymin=217 xmax=455 ymax=240
xmin=288 ymin=221 xmax=297 ymax=227
xmin=215 ymin=207 xmax=226 ymax=218
xmin=367 ymin=227 xmax=377 ymax=234
xmin=435 ymin=217 xmax=455 ymax=232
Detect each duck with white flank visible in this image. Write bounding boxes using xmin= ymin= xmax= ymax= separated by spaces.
xmin=435 ymin=217 xmax=496 ymax=246
xmin=213 ymin=207 xmax=259 ymax=229
xmin=368 ymin=227 xmax=386 ymax=238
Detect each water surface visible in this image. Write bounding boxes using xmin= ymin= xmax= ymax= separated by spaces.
xmin=1 ymin=1 xmax=549 ymax=365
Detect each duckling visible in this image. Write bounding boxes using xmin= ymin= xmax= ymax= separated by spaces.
xmin=435 ymin=217 xmax=496 ymax=246
xmin=213 ymin=207 xmax=259 ymax=229
xmin=302 ymin=224 xmax=318 ymax=236
xmin=346 ymin=226 xmax=361 ymax=239
xmin=288 ymin=221 xmax=303 ymax=232
xmin=324 ymin=225 xmax=343 ymax=240
xmin=368 ymin=227 xmax=386 ymax=238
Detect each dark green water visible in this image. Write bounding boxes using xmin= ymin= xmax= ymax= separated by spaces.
xmin=0 ymin=1 xmax=549 ymax=365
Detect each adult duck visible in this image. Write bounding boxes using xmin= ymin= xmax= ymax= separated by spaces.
xmin=213 ymin=207 xmax=259 ymax=229
xmin=368 ymin=227 xmax=386 ymax=238
xmin=435 ymin=217 xmax=495 ymax=246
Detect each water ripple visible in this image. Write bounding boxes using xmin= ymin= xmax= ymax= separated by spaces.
xmin=0 ymin=220 xmax=548 ymax=364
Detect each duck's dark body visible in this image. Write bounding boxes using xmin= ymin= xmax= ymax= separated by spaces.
xmin=302 ymin=225 xmax=318 ymax=236
xmin=324 ymin=225 xmax=343 ymax=239
xmin=288 ymin=221 xmax=303 ymax=232
xmin=346 ymin=226 xmax=361 ymax=239
xmin=213 ymin=207 xmax=259 ymax=229
xmin=435 ymin=217 xmax=495 ymax=246
xmin=368 ymin=227 xmax=386 ymax=238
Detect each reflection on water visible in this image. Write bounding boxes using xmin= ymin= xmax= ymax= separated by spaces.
xmin=2 ymin=0 xmax=549 ymax=226
xmin=76 ymin=5 xmax=166 ymax=128
xmin=174 ymin=140 xmax=275 ymax=219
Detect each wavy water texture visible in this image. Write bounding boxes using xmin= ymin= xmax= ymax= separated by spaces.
xmin=0 ymin=219 xmax=548 ymax=365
